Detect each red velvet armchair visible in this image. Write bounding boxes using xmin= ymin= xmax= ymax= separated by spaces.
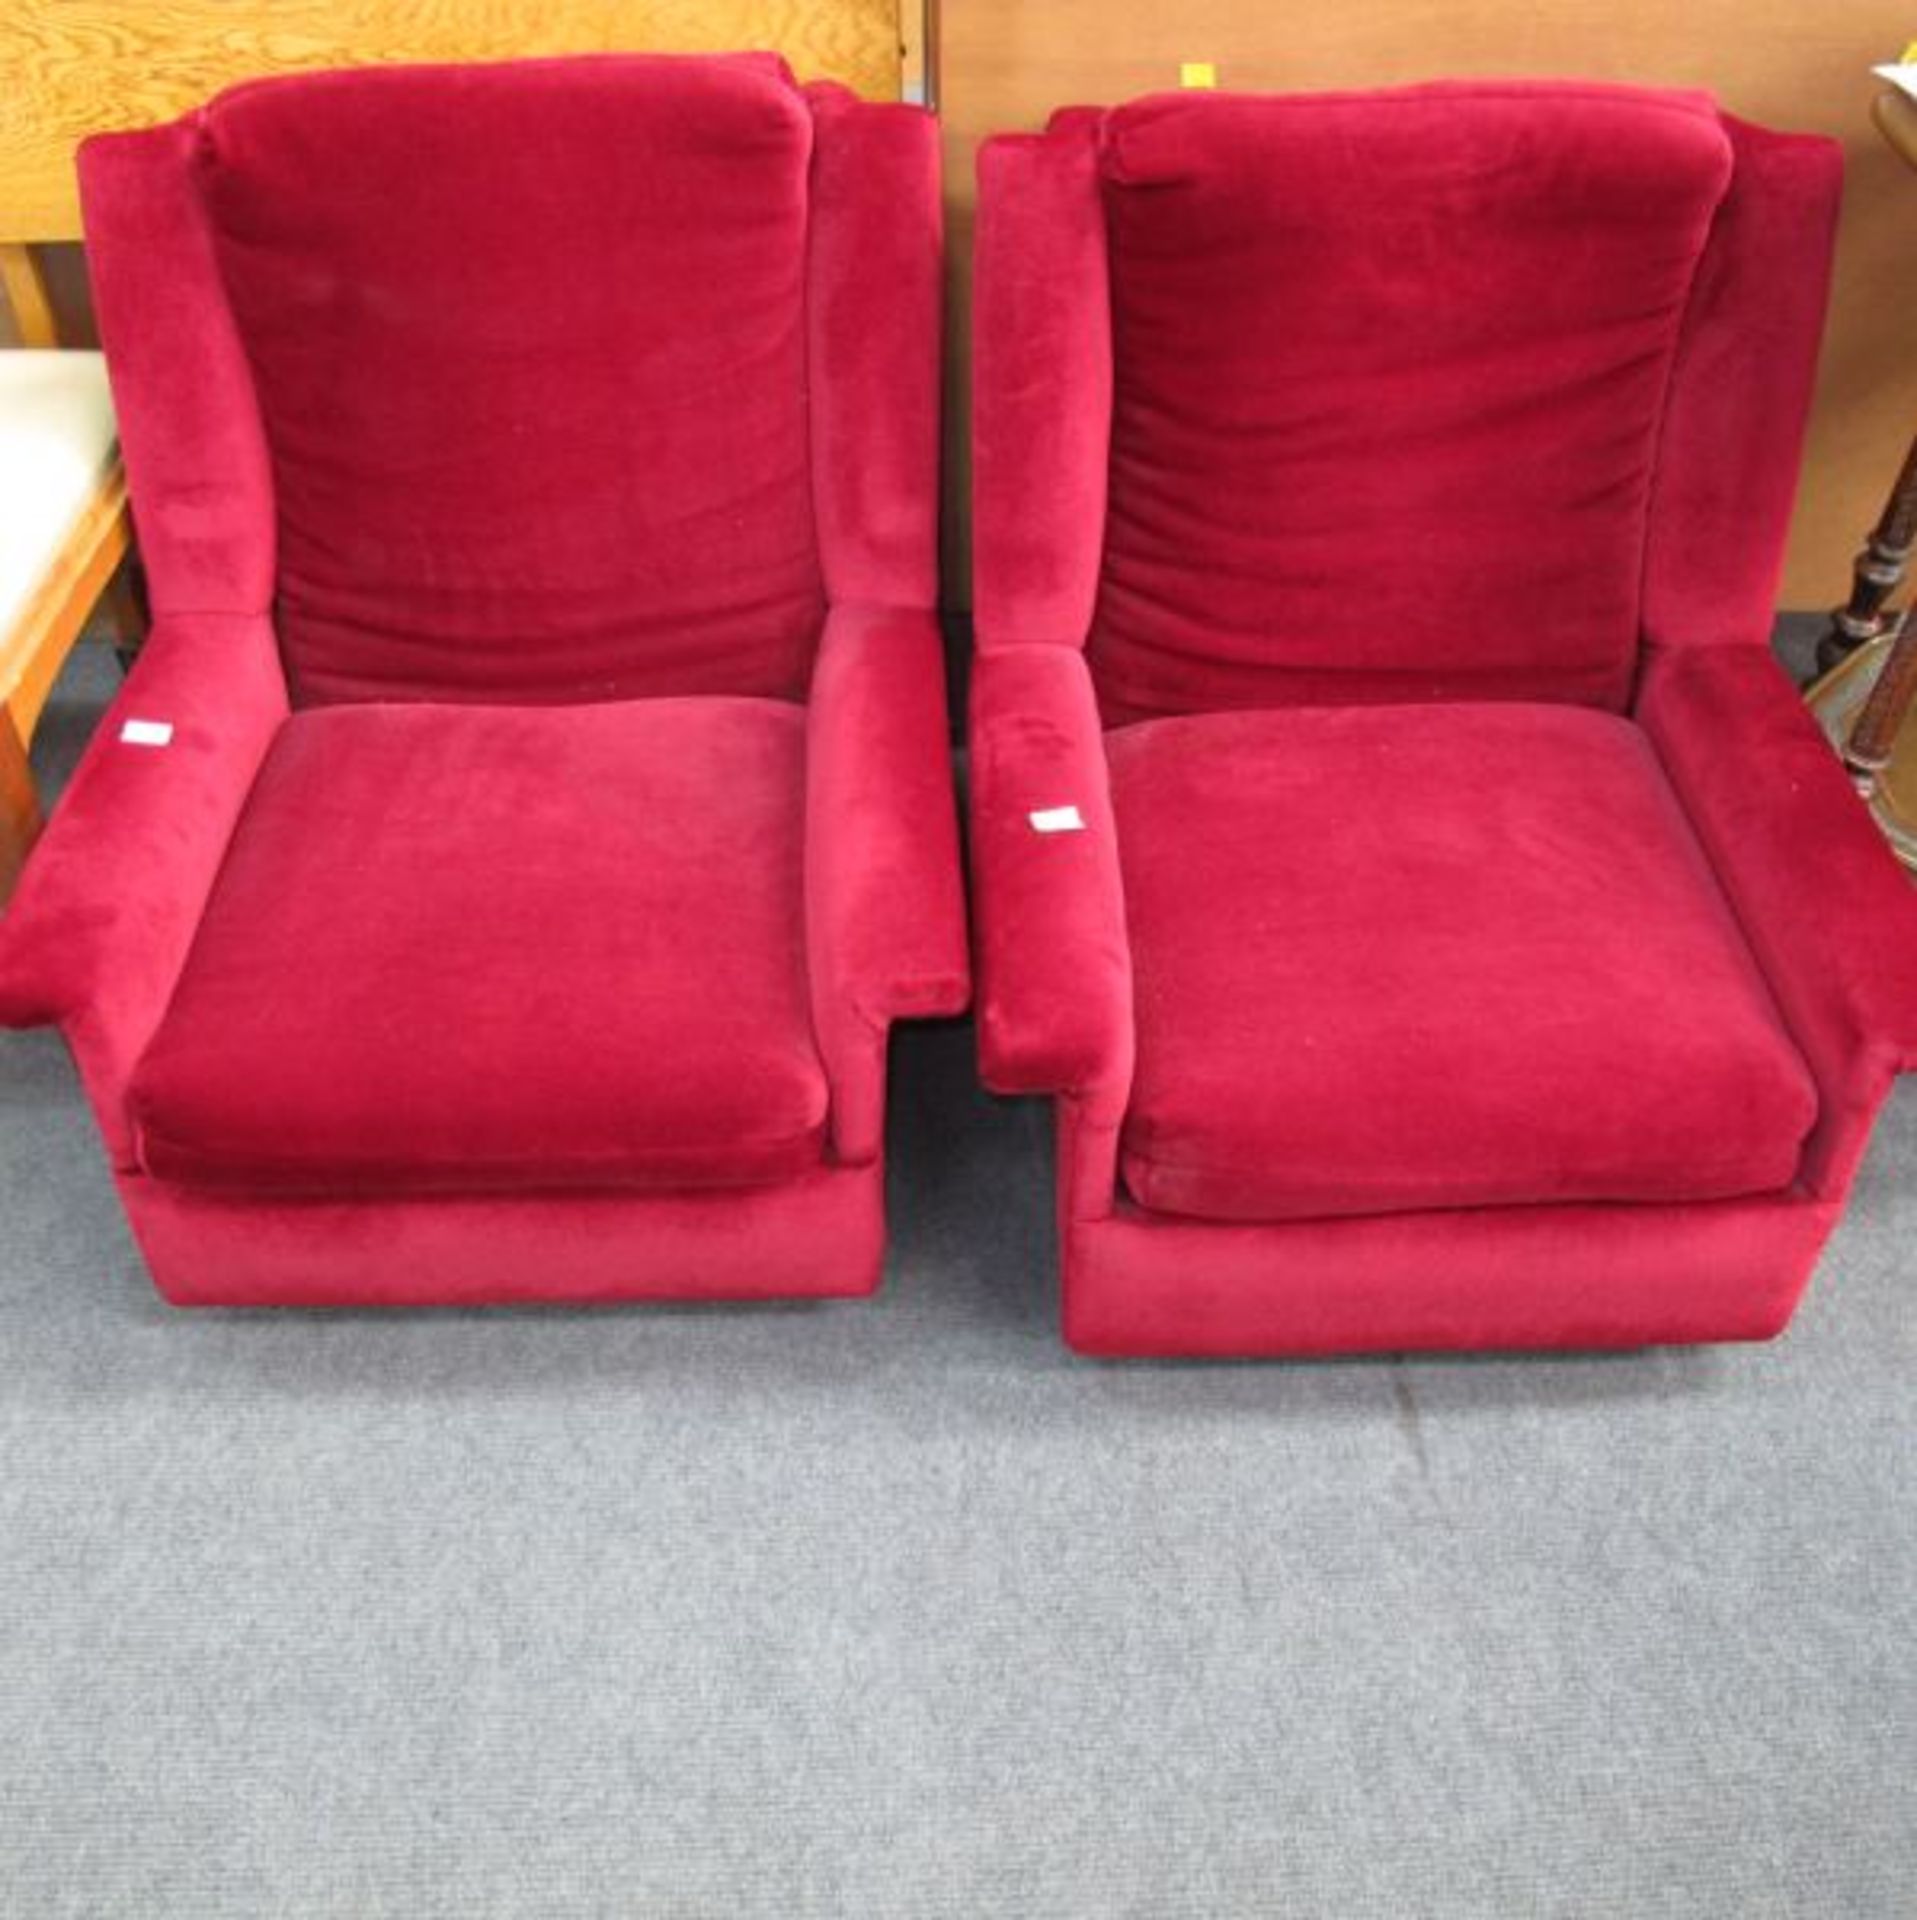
xmin=0 ymin=55 xmax=968 ymax=1307
xmin=970 ymin=83 xmax=1917 ymax=1357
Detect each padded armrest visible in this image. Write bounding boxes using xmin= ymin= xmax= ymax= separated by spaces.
xmin=969 ymin=644 xmax=1134 ymax=1117
xmin=804 ymin=604 xmax=970 ymax=1163
xmin=1639 ymin=643 xmax=1917 ymax=1132
xmin=0 ymin=615 xmax=286 ymax=1162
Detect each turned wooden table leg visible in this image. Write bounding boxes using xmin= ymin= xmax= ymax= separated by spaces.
xmin=0 ymin=707 xmax=44 ymax=902
xmin=1817 ymin=432 xmax=1917 ymax=676
xmin=1841 ymin=612 xmax=1917 ymax=800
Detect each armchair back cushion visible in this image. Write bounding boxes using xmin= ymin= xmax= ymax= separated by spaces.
xmin=191 ymin=54 xmax=825 ymax=706
xmin=1088 ymin=85 xmax=1735 ymax=721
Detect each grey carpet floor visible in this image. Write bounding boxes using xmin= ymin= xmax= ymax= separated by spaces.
xmin=0 ymin=638 xmax=1912 ymax=1918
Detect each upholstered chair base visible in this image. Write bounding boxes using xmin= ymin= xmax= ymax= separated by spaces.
xmin=970 ymin=84 xmax=1917 ymax=1357
xmin=1061 ymin=1193 xmax=1844 ymax=1360
xmin=0 ymin=58 xmax=968 ymax=1308
xmin=118 ymin=1162 xmax=886 ymax=1310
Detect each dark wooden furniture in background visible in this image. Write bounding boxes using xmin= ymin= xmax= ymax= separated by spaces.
xmin=937 ymin=0 xmax=1917 ymax=614
xmin=1805 ymin=83 xmax=1917 ymax=870
xmin=1815 ymin=433 xmax=1917 ymax=677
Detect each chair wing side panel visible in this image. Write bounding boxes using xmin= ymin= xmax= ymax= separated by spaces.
xmin=77 ymin=118 xmax=276 ymax=620
xmin=804 ymin=85 xmax=942 ymax=612
xmin=1641 ymin=117 xmax=1842 ymax=659
xmin=973 ymin=116 xmax=1113 ymax=653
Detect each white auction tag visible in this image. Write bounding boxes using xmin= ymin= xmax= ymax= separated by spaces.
xmin=1028 ymin=805 xmax=1086 ymax=833
xmin=119 ymin=719 xmax=174 ymax=747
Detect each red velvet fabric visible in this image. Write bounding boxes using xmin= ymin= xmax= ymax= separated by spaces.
xmin=1643 ymin=119 xmax=1844 ymax=657
xmin=1109 ymin=703 xmax=1816 ymax=1221
xmin=77 ymin=123 xmax=276 ymax=619
xmin=797 ymin=89 xmax=969 ymax=1164
xmin=1638 ymin=645 xmax=1917 ymax=1193
xmin=971 ymin=83 xmax=1887 ymax=1354
xmin=2 ymin=59 xmax=965 ymax=1305
xmin=122 ymin=1161 xmax=887 ymax=1308
xmin=971 ymin=113 xmax=1111 ymax=653
xmin=804 ymin=85 xmax=942 ymax=611
xmin=805 ymin=606 xmax=971 ymax=1163
xmin=968 ymin=645 xmax=1132 ymax=1120
xmin=1063 ymin=1182 xmax=1840 ymax=1358
xmin=0 ymin=617 xmax=287 ymax=1167
xmin=1090 ymin=84 xmax=1733 ymax=722
xmin=193 ymin=54 xmax=826 ymax=706
xmin=130 ymin=697 xmax=828 ymax=1193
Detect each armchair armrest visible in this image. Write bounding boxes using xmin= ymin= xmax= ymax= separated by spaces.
xmin=805 ymin=604 xmax=970 ymax=1163
xmin=969 ymin=644 xmax=1134 ymax=1119
xmin=1638 ymin=643 xmax=1917 ymax=1188
xmin=0 ymin=614 xmax=286 ymax=1163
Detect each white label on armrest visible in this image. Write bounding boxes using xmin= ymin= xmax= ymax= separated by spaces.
xmin=1029 ymin=804 xmax=1086 ymax=833
xmin=119 ymin=719 xmax=174 ymax=748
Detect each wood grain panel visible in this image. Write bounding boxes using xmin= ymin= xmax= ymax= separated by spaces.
xmin=0 ymin=0 xmax=904 ymax=240
xmin=0 ymin=242 xmax=59 ymax=346
xmin=940 ymin=1 xmax=1917 ymax=610
xmin=0 ymin=464 xmax=129 ymax=738
xmin=0 ymin=704 xmax=41 ymax=901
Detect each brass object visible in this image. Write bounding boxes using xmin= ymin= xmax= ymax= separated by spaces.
xmin=1806 ymin=627 xmax=1917 ymax=871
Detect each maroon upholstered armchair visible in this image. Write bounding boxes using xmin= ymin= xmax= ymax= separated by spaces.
xmin=970 ymin=83 xmax=1917 ymax=1357
xmin=0 ymin=55 xmax=968 ymax=1306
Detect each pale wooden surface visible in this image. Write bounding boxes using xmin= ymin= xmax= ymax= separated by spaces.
xmin=0 ymin=416 xmax=130 ymax=894
xmin=940 ymin=1 xmax=1917 ymax=612
xmin=901 ymin=0 xmax=930 ymax=104
xmin=0 ymin=460 xmax=128 ymax=737
xmin=0 ymin=242 xmax=131 ymax=897
xmin=0 ymin=446 xmax=129 ymax=893
xmin=0 ymin=0 xmax=905 ymax=240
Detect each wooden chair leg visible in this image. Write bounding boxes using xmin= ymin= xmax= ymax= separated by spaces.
xmin=99 ymin=561 xmax=148 ymax=674
xmin=100 ymin=561 xmax=146 ymax=649
xmin=1817 ymin=433 xmax=1917 ymax=677
xmin=0 ymin=707 xmax=44 ymax=903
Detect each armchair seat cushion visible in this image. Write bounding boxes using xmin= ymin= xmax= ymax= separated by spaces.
xmin=1107 ymin=702 xmax=1818 ymax=1222
xmin=129 ymin=696 xmax=828 ymax=1194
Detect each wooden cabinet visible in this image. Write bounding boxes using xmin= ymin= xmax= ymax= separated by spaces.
xmin=937 ymin=0 xmax=1917 ymax=610
xmin=0 ymin=0 xmax=909 ymax=241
